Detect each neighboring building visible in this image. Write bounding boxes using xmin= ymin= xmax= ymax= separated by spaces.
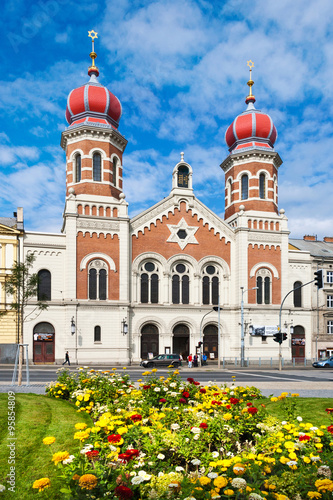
xmin=0 ymin=208 xmax=24 ymax=343
xmin=16 ymin=43 xmax=322 ymax=364
xmin=289 ymin=236 xmax=333 ymax=359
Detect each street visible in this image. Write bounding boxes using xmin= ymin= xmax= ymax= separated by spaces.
xmin=1 ymin=365 xmax=333 ymax=398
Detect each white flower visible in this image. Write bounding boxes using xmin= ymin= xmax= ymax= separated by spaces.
xmin=0 ymin=486 xmax=5 ymax=492
xmin=171 ymin=423 xmax=180 ymax=430
xmin=297 ymin=416 xmax=303 ymax=422
xmin=175 ymin=466 xmax=184 ymax=472
xmin=154 ymin=387 xmax=161 ymax=392
xmin=191 ymin=459 xmax=201 ymax=465
xmin=169 ymin=483 xmax=179 ymax=488
xmin=208 ymin=472 xmax=218 ymax=479
xmin=310 ymin=426 xmax=318 ymax=431
xmin=169 ymin=382 xmax=177 ymax=388
xmin=138 ymin=470 xmax=151 ymax=480
xmin=157 ymin=453 xmax=165 ymax=460
xmin=63 ymin=455 xmax=75 ymax=464
xmin=193 ymin=434 xmax=200 ymax=440
xmin=131 ymin=476 xmax=144 ymax=484
xmin=170 ymin=392 xmax=178 ymax=397
xmin=191 ymin=427 xmax=201 ymax=434
xmin=231 ymin=477 xmax=247 ymax=489
xmin=287 ymin=460 xmax=297 ymax=467
xmin=249 ymin=494 xmax=266 ymax=500
xmin=311 ymin=456 xmax=321 ymax=462
xmin=211 ymin=451 xmax=219 ymax=458
xmin=282 ymin=421 xmax=287 ymax=425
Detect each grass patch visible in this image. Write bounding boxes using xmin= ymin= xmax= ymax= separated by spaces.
xmin=260 ymin=396 xmax=333 ymax=426
xmin=0 ymin=393 xmax=92 ymax=499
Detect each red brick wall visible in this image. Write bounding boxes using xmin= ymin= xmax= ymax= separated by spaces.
xmin=247 ymin=243 xmax=281 ymax=304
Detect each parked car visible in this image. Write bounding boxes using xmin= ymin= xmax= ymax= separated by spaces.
xmin=312 ymin=356 xmax=333 ymax=368
xmin=140 ymin=354 xmax=182 ymax=369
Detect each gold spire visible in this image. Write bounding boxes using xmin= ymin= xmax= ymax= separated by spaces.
xmin=246 ymin=60 xmax=255 ymax=104
xmin=88 ymin=30 xmax=99 ymax=76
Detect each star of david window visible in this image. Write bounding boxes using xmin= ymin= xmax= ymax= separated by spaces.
xmin=177 ymin=229 xmax=187 ymax=240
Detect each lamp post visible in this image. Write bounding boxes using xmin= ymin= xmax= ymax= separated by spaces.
xmin=122 ymin=318 xmax=128 ymax=335
xmin=71 ymin=316 xmax=77 ymax=365
xmin=240 ymin=286 xmax=258 ymax=367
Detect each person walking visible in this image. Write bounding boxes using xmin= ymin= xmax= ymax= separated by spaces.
xmin=187 ymin=353 xmax=193 ymax=368
xmin=62 ymin=351 xmax=70 ymax=366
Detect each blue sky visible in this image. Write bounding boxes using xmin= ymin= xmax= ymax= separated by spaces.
xmin=1 ymin=0 xmax=333 ymax=239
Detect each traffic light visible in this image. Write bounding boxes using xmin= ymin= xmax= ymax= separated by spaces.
xmin=314 ymin=269 xmax=324 ymax=289
xmin=273 ymin=332 xmax=282 ymax=343
xmin=198 ymin=341 xmax=203 ymax=347
xmin=273 ymin=332 xmax=287 ymax=344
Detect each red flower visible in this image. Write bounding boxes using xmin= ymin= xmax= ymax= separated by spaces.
xmin=226 ymin=404 xmax=231 ymax=409
xmin=107 ymin=434 xmax=122 ymax=443
xmin=143 ymin=385 xmax=151 ymax=390
xmin=247 ymin=402 xmax=253 ymax=407
xmin=248 ymin=407 xmax=258 ymax=415
xmin=327 ymin=425 xmax=333 ymax=434
xmin=194 ymin=381 xmax=200 ymax=386
xmin=130 ymin=414 xmax=142 ymax=422
xmin=118 ymin=453 xmax=131 ymax=463
xmin=199 ymin=388 xmax=206 ymax=394
xmin=229 ymin=398 xmax=239 ymax=405
xmin=159 ymin=398 xmax=167 ymax=403
xmin=325 ymin=408 xmax=333 ymax=414
xmin=182 ymin=391 xmax=190 ymax=398
xmin=199 ymin=422 xmax=208 ymax=429
xmin=299 ymin=435 xmax=311 ymax=442
xmin=187 ymin=377 xmax=194 ymax=383
xmin=126 ymin=449 xmax=140 ymax=458
xmin=114 ymin=485 xmax=134 ymax=499
xmin=86 ymin=450 xmax=99 ymax=460
xmin=179 ymin=398 xmax=187 ymax=404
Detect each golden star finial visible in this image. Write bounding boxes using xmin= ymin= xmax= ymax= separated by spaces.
xmin=245 ymin=60 xmax=255 ymax=104
xmin=247 ymin=60 xmax=254 ymax=70
xmin=88 ymin=30 xmax=98 ymax=40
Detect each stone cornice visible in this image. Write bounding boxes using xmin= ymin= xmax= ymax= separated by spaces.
xmin=220 ymin=149 xmax=283 ymax=173
xmin=61 ymin=125 xmax=128 ymax=152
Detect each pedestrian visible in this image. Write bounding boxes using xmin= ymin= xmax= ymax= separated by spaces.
xmin=187 ymin=353 xmax=193 ymax=368
xmin=202 ymin=353 xmax=207 ymax=366
xmin=62 ymin=351 xmax=70 ymax=366
xmin=193 ymin=354 xmax=198 ymax=367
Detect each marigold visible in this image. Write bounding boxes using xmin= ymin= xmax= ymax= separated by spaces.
xmin=74 ymin=430 xmax=90 ymax=441
xmin=199 ymin=476 xmax=211 ymax=485
xmin=75 ymin=422 xmax=88 ymax=430
xmin=32 ymin=478 xmax=51 ymax=492
xmin=315 ymin=478 xmax=333 ymax=492
xmin=43 ymin=436 xmax=56 ymax=445
xmin=79 ymin=473 xmax=98 ymax=490
xmin=52 ymin=451 xmax=70 ymax=465
xmin=213 ymin=476 xmax=228 ymax=489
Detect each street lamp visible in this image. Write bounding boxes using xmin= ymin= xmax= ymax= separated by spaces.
xmin=71 ymin=317 xmax=75 ymax=335
xmin=122 ymin=318 xmax=128 ymax=335
xmin=240 ymin=286 xmax=258 ymax=367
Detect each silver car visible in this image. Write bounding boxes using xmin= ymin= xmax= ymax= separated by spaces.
xmin=140 ymin=354 xmax=182 ymax=369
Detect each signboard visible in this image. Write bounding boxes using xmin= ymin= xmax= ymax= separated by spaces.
xmin=251 ymin=325 xmax=281 ymax=337
xmin=33 ymin=333 xmax=54 ymax=342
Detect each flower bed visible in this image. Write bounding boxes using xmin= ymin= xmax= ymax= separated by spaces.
xmin=31 ymin=368 xmax=333 ymax=499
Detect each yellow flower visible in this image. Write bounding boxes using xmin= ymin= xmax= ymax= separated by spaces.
xmin=52 ymin=451 xmax=70 ymax=465
xmin=199 ymin=477 xmax=211 ymax=486
xmin=223 ymin=413 xmax=232 ymax=421
xmin=75 ymin=423 xmax=87 ymax=430
xmin=43 ymin=436 xmax=56 ymax=445
xmin=223 ymin=489 xmax=234 ymax=496
xmin=233 ymin=463 xmax=246 ymax=475
xmin=74 ymin=430 xmax=90 ymax=441
xmin=32 ymin=478 xmax=51 ymax=492
xmin=79 ymin=474 xmax=98 ymax=490
xmin=117 ymin=426 xmax=128 ymax=435
xmin=315 ymin=479 xmax=333 ymax=492
xmin=271 ymin=397 xmax=278 ymax=402
xmin=213 ymin=476 xmax=228 ymax=489
xmin=307 ymin=493 xmax=322 ymax=499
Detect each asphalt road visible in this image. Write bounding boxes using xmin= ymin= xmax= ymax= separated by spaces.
xmin=1 ymin=365 xmax=333 ymax=398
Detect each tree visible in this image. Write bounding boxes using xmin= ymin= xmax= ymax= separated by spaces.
xmin=0 ymin=253 xmax=48 ymax=385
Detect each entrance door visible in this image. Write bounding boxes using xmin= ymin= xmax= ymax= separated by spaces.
xmin=141 ymin=324 xmax=159 ymax=359
xmin=172 ymin=324 xmax=189 ymax=359
xmin=33 ymin=322 xmax=55 ymax=363
xmin=203 ymin=324 xmax=218 ymax=359
xmin=291 ymin=326 xmax=305 ymax=362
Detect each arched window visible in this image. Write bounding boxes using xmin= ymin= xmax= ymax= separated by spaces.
xmin=227 ymin=179 xmax=232 ymax=206
xmin=88 ymin=260 xmax=107 ymax=300
xmin=256 ymin=269 xmax=272 ymax=305
xmin=177 ymin=165 xmax=189 ymax=188
xmin=75 ymin=154 xmax=81 ymax=182
xmin=241 ymin=174 xmax=248 ymax=200
xmin=113 ymin=157 xmax=118 ymax=187
xmin=140 ymin=262 xmax=159 ymax=304
xmin=37 ymin=269 xmax=51 ymax=301
xmin=259 ymin=173 xmax=266 ymax=199
xmin=93 ymin=152 xmax=101 ymax=181
xmin=293 ymin=281 xmax=302 ymax=307
xmin=202 ymin=265 xmax=219 ymax=305
xmin=172 ymin=263 xmax=190 ymax=304
xmin=94 ymin=325 xmax=101 ymax=342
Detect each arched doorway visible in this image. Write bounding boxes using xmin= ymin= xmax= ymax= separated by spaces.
xmin=203 ymin=324 xmax=218 ymax=360
xmin=291 ymin=326 xmax=305 ymax=362
xmin=141 ymin=324 xmax=159 ymax=359
xmin=33 ymin=322 xmax=55 ymax=363
xmin=172 ymin=324 xmax=189 ymax=359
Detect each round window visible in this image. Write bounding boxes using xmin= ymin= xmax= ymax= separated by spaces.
xmin=144 ymin=262 xmax=155 ymax=272
xmin=175 ymin=263 xmax=186 ymax=274
xmin=206 ymin=265 xmax=216 ymax=275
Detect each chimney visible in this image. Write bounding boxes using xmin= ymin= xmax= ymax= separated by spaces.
xmin=303 ymin=235 xmax=316 ymax=241
xmin=324 ymin=237 xmax=333 ymax=243
xmin=17 ymin=207 xmax=23 ymax=223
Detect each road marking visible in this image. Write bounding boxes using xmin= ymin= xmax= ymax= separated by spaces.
xmin=226 ymin=370 xmax=310 ymax=383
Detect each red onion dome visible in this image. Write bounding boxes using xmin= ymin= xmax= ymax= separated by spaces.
xmin=225 ymin=99 xmax=277 ymax=153
xmin=66 ymin=74 xmax=122 ymax=130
